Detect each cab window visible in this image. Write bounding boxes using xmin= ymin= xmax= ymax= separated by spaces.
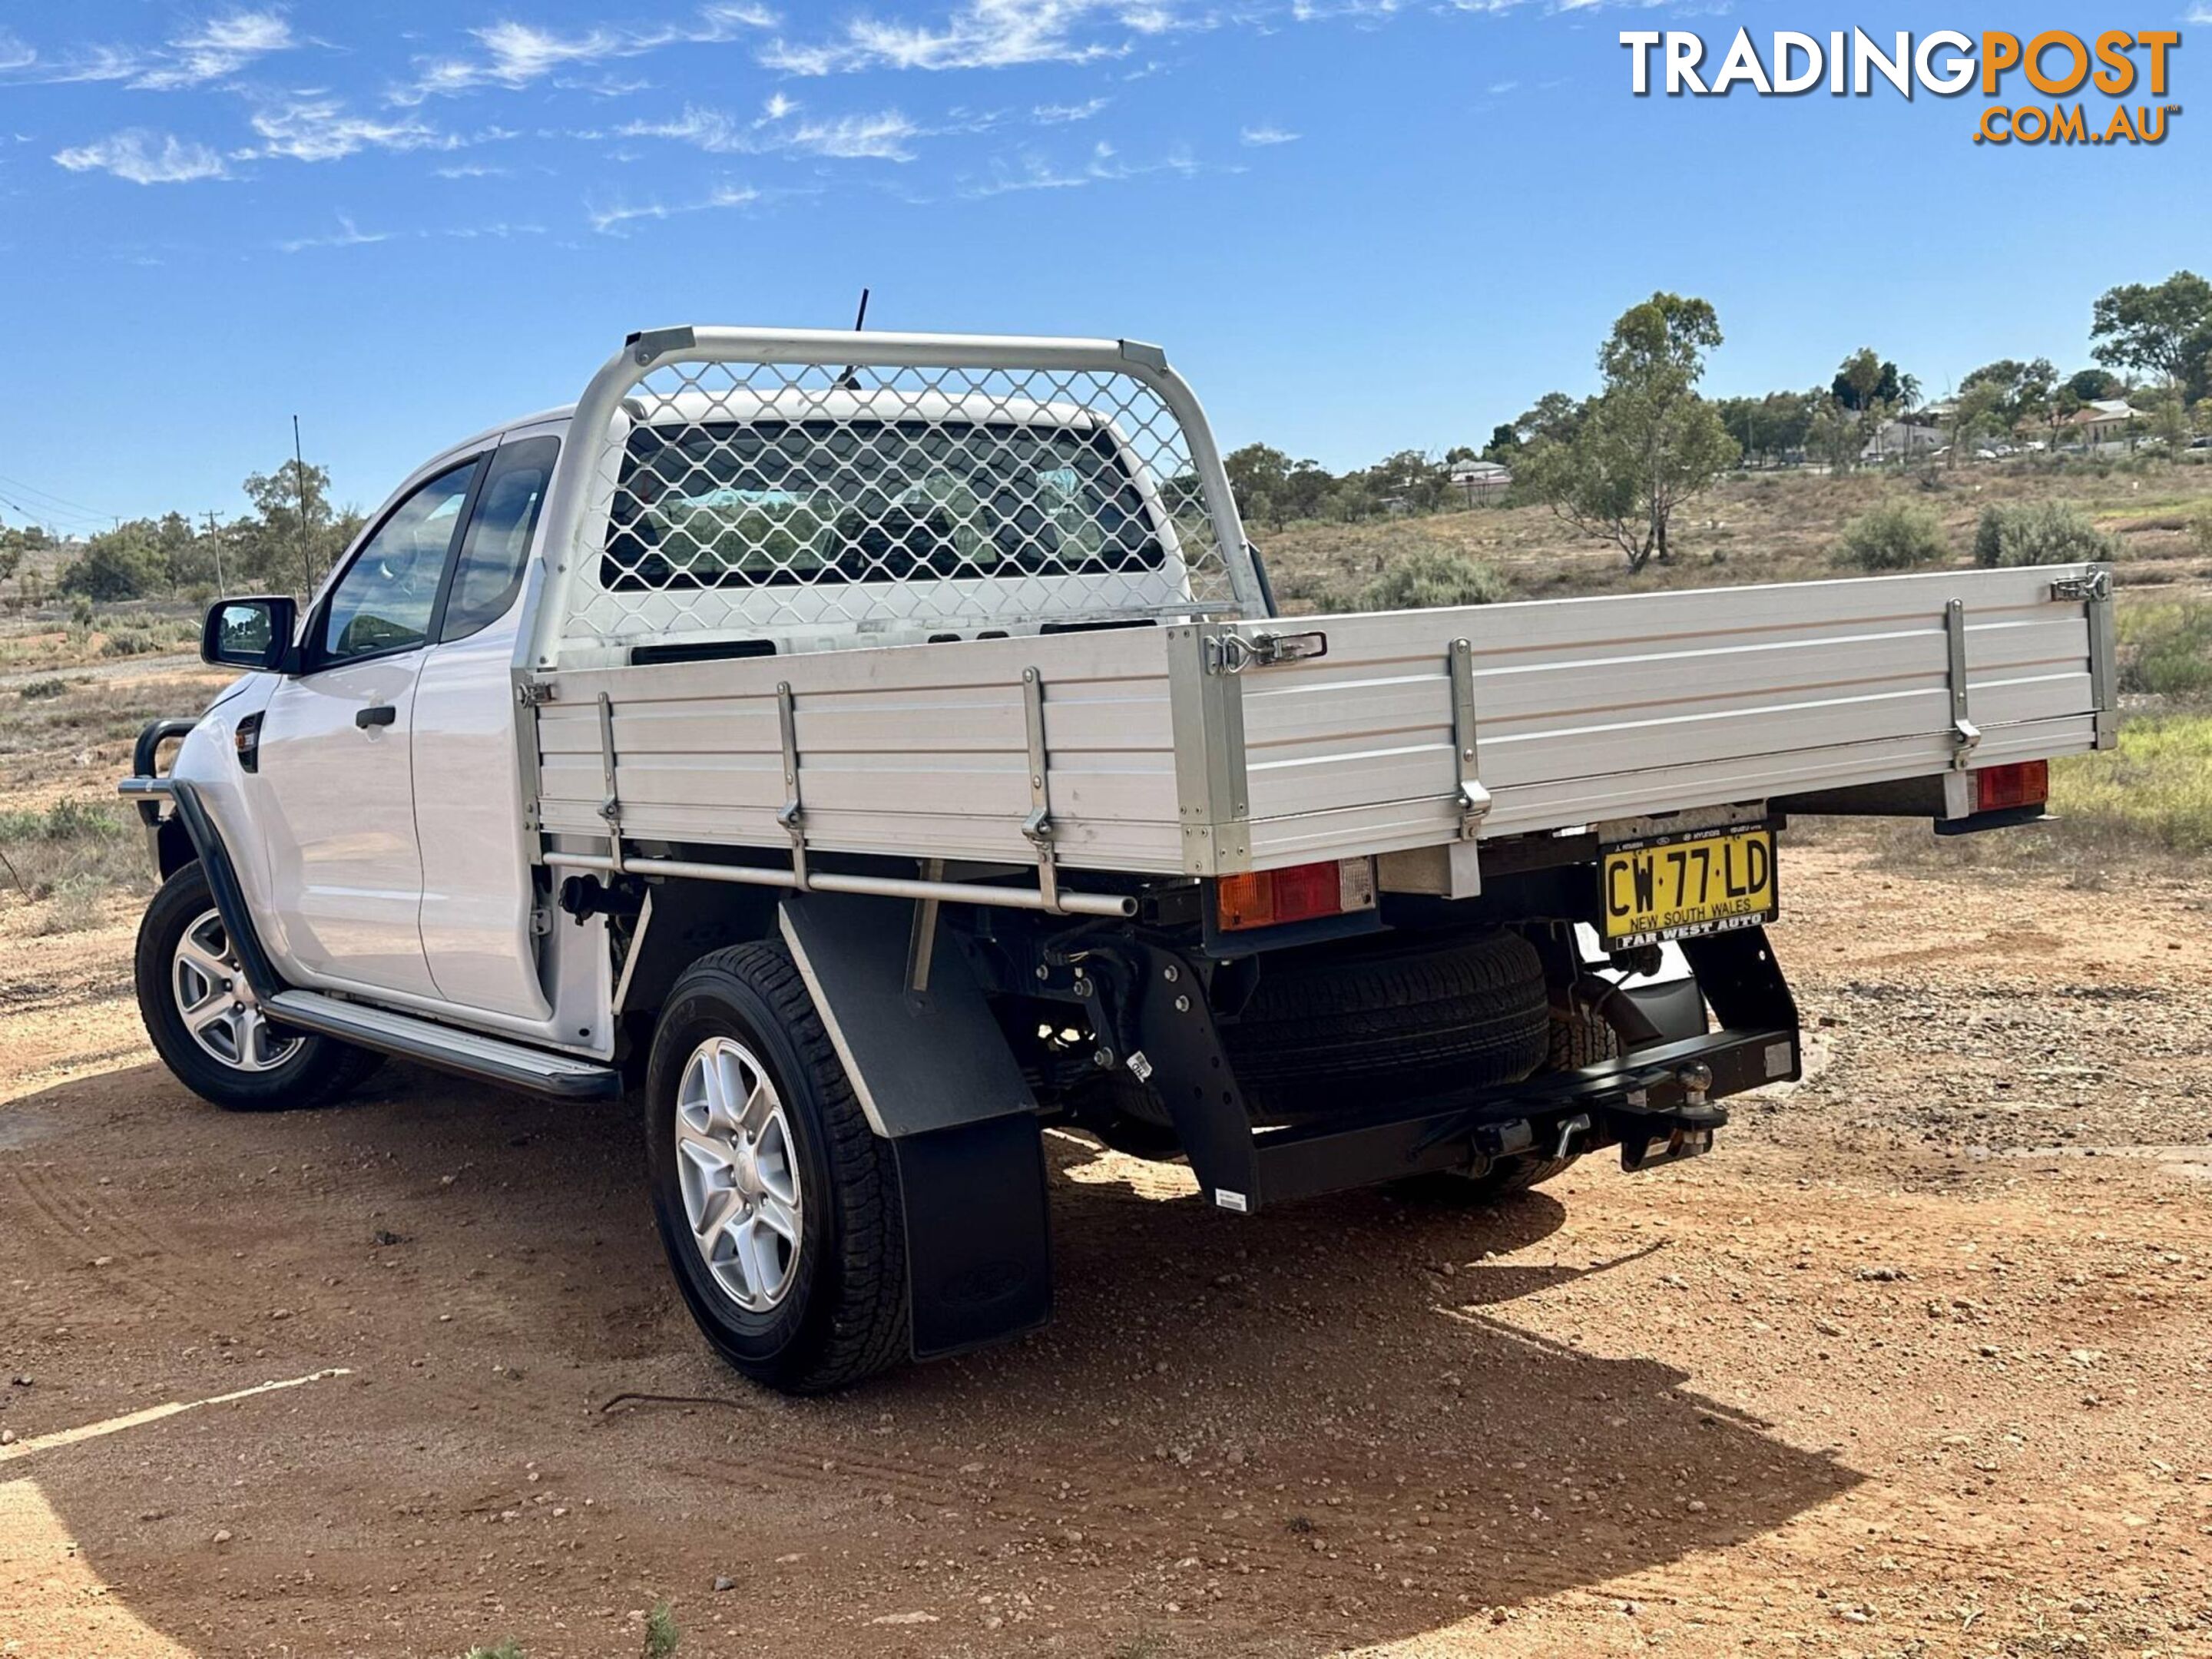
xmin=318 ymin=460 xmax=479 ymax=665
xmin=439 ymin=436 xmax=559 ymax=643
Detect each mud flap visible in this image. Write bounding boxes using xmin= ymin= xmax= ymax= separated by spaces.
xmin=892 ymin=1118 xmax=1051 ymax=1359
xmin=777 ymin=891 xmax=1051 ymax=1360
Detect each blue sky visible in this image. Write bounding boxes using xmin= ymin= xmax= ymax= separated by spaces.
xmin=0 ymin=0 xmax=2204 ymax=531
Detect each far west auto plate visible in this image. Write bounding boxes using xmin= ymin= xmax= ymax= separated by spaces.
xmin=1598 ymin=823 xmax=1777 ymax=948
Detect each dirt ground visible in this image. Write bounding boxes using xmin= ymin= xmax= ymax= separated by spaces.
xmin=2 ymin=839 xmax=2210 ymax=1659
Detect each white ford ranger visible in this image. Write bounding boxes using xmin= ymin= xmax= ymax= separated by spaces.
xmin=124 ymin=325 xmax=2115 ymax=1392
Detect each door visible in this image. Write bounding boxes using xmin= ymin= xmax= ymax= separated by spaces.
xmin=412 ymin=433 xmax=563 ymax=1017
xmin=255 ymin=457 xmax=482 ymax=998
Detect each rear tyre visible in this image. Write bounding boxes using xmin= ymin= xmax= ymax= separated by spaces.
xmin=645 ymin=943 xmax=909 ymax=1394
xmin=134 ymin=862 xmax=383 ymax=1112
xmin=1396 ymin=1007 xmax=1618 ymax=1206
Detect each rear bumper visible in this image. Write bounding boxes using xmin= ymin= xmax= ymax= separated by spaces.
xmin=1128 ymin=925 xmax=1799 ymax=1215
xmin=1248 ymin=1022 xmax=1795 ymax=1206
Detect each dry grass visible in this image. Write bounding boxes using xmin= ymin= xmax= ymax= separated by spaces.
xmin=1794 ymin=707 xmax=2212 ymax=889
xmin=0 ymin=799 xmax=147 ymax=932
xmin=1 ymin=673 xmax=224 ymax=758
xmin=1266 ymin=456 xmax=2212 ymax=879
xmin=2119 ymin=601 xmax=2212 ymax=697
xmin=0 ymin=598 xmax=200 ymax=673
xmin=1261 ymin=455 xmax=2212 ymax=614
xmin=0 ymin=665 xmax=226 ymax=935
xmin=2050 ymin=709 xmax=2212 ymax=853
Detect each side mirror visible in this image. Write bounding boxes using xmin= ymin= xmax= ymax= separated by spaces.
xmin=201 ymin=596 xmax=298 ymax=671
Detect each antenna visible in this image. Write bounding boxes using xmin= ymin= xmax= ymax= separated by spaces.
xmin=291 ymin=415 xmax=315 ymax=597
xmin=836 ymin=286 xmax=870 ymax=389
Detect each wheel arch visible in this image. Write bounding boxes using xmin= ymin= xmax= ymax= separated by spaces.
xmin=615 ymin=877 xmax=781 ymax=1019
xmin=154 ymin=815 xmax=197 ymax=879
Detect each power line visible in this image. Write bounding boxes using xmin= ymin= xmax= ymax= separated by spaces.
xmin=0 ymin=470 xmax=114 ymax=521
xmin=0 ymin=490 xmax=109 ymax=534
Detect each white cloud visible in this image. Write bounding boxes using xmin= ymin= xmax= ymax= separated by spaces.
xmin=53 ymin=130 xmax=228 ymax=184
xmin=1239 ymin=123 xmax=1298 ymax=144
xmin=278 ymin=214 xmax=549 ymax=252
xmin=134 ymin=11 xmax=295 ymax=90
xmin=587 ymin=180 xmax=760 ymax=233
xmin=1033 ymin=96 xmax=1109 ymax=121
xmin=793 ymin=110 xmax=924 ymax=158
xmin=620 ymin=102 xmax=926 ymax=161
xmin=964 ymin=136 xmax=1199 ymax=195
xmin=6 ymin=10 xmax=296 ymax=90
xmin=618 ymin=104 xmax=747 ymax=151
xmin=434 ymin=161 xmax=508 ymax=179
xmin=760 ymin=0 xmax=1191 ymax=75
xmin=279 ymin=213 xmax=390 ymax=253
xmin=250 ymin=98 xmax=448 ymax=161
xmin=479 ymin=21 xmax=633 ymax=84
xmin=8 ymin=45 xmax=152 ymax=86
xmin=398 ymin=6 xmax=776 ymax=103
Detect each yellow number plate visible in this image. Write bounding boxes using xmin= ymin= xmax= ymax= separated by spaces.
xmin=1599 ymin=826 xmax=1777 ymax=947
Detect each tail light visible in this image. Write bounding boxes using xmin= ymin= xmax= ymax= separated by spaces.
xmin=1974 ymin=760 xmax=2048 ymax=813
xmin=1216 ymin=859 xmax=1378 ymax=932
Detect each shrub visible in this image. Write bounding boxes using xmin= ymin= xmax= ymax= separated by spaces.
xmin=99 ymin=628 xmax=159 ymax=658
xmin=2119 ymin=601 xmax=2212 ymax=698
xmin=1972 ymin=502 xmax=2118 ymax=568
xmin=0 ymin=798 xmax=125 ymax=843
xmin=17 ymin=677 xmax=68 ymax=700
xmin=2190 ymin=508 xmax=2212 ymax=559
xmin=0 ymin=797 xmax=140 ymax=916
xmin=1836 ymin=501 xmax=1948 ymax=571
xmin=1356 ymin=546 xmax=1511 ymax=611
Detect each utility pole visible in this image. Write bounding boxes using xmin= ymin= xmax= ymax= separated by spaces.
xmin=291 ymin=415 xmax=315 ymax=596
xmin=204 ymin=510 xmax=226 ymax=597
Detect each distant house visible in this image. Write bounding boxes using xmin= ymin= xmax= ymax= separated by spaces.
xmin=1449 ymin=459 xmax=1512 ymax=502
xmin=1860 ymin=420 xmax=1945 ymax=462
xmin=2064 ymin=399 xmax=2142 ymax=446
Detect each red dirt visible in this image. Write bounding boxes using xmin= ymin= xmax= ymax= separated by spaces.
xmin=2 ymin=844 xmax=2209 ymax=1658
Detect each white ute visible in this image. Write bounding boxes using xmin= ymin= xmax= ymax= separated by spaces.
xmin=124 ymin=326 xmax=2118 ymax=1392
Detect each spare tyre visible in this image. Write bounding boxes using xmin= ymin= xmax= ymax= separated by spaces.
xmin=1219 ymin=927 xmax=1549 ymax=1120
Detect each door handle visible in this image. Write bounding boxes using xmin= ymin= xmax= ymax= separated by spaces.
xmin=355 ymin=704 xmax=398 ymax=730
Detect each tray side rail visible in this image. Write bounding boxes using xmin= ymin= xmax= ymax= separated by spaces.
xmin=1194 ymin=562 xmax=2114 ymax=873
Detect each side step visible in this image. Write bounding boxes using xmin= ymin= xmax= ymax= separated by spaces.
xmin=267 ymin=990 xmax=624 ymax=1101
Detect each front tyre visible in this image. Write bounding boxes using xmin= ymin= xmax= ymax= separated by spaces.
xmin=645 ymin=943 xmax=909 ymax=1394
xmin=134 ymin=863 xmax=382 ymax=1111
